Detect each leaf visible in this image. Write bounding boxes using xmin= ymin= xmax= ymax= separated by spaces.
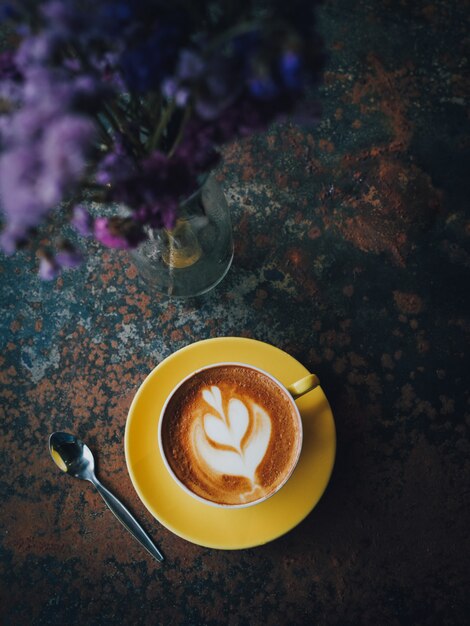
xmin=227 ymin=398 xmax=249 ymax=444
xmin=194 ymin=424 xmax=247 ymax=477
xmin=195 ymin=388 xmax=272 ymax=485
xmin=202 ymin=386 xmax=223 ymax=416
xmin=243 ymin=404 xmax=271 ymax=481
xmin=204 ymin=413 xmax=232 ymax=447
xmin=203 ymin=398 xmax=249 ymax=450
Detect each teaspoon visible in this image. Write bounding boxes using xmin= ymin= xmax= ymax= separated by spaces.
xmin=49 ymin=431 xmax=164 ymax=562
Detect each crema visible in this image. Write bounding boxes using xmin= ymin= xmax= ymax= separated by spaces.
xmin=160 ymin=365 xmax=301 ymax=506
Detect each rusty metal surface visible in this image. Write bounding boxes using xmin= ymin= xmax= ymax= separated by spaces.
xmin=1 ymin=1 xmax=469 ymax=624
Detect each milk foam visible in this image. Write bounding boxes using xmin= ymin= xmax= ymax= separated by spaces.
xmin=192 ymin=385 xmax=271 ymax=484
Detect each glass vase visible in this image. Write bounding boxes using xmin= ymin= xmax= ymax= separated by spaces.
xmin=130 ymin=174 xmax=233 ymax=298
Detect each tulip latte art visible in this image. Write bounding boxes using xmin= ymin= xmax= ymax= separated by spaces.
xmin=161 ymin=365 xmax=301 ymax=505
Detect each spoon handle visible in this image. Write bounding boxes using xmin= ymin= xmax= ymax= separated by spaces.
xmin=93 ymin=479 xmax=164 ymax=562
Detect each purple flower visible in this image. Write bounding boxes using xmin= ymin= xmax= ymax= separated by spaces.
xmin=36 ymin=241 xmax=82 ymax=280
xmin=174 ymin=121 xmax=221 ymax=174
xmin=15 ymin=33 xmax=62 ymax=70
xmin=0 ymin=78 xmax=21 ymax=103
xmin=247 ymin=48 xmax=305 ymax=101
xmin=248 ymin=74 xmax=280 ymax=100
xmin=0 ymin=146 xmax=46 ymax=249
xmin=279 ymin=50 xmax=303 ymax=91
xmin=39 ymin=114 xmax=96 ymax=205
xmin=2 ymin=106 xmax=52 ymax=146
xmin=0 ymin=113 xmax=95 ymax=253
xmin=71 ymin=204 xmax=94 ymax=236
xmin=176 ymin=49 xmax=205 ymax=81
xmin=38 ymin=252 xmax=60 ymax=280
xmin=91 ymin=51 xmax=125 ymax=90
xmin=71 ymin=75 xmax=108 ymax=112
xmin=95 ymin=143 xmax=134 ymax=185
xmin=94 ymin=216 xmax=145 ymax=249
xmin=182 ymin=94 xmax=283 ymax=151
xmin=0 ymin=50 xmax=20 ymax=80
xmin=105 ymin=150 xmax=199 ymax=230
xmin=40 ymin=1 xmax=80 ymax=34
xmin=55 ymin=241 xmax=83 ymax=267
xmin=0 ymin=0 xmax=325 ymax=275
xmin=161 ymin=78 xmax=190 ymax=106
xmin=120 ymin=20 xmax=186 ymax=93
xmin=0 ymin=224 xmax=28 ymax=255
xmin=167 ymin=48 xmax=242 ymax=121
xmin=0 ymin=51 xmax=22 ymax=114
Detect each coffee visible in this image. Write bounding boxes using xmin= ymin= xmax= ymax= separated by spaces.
xmin=160 ymin=364 xmax=302 ymax=506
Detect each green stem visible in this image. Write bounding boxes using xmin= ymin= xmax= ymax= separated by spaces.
xmin=205 ymin=20 xmax=260 ymax=54
xmin=167 ymin=104 xmax=192 ymax=158
xmin=94 ymin=114 xmax=113 ymax=148
xmin=105 ymin=102 xmax=142 ymax=154
xmin=147 ymin=99 xmax=177 ymax=152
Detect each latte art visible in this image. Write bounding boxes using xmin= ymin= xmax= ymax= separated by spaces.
xmin=194 ymin=385 xmax=271 ymax=484
xmin=160 ymin=365 xmax=301 ymax=506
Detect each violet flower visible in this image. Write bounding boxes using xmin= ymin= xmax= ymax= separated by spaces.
xmin=38 ymin=251 xmax=60 ymax=280
xmin=0 ymin=146 xmax=47 ymax=251
xmin=71 ymin=205 xmax=94 ymax=237
xmin=40 ymin=114 xmax=96 ymax=205
xmin=55 ymin=241 xmax=83 ymax=268
xmin=0 ymin=0 xmax=324 ymax=279
xmin=94 ymin=217 xmax=145 ymax=249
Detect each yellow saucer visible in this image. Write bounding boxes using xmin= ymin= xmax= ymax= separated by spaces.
xmin=124 ymin=337 xmax=336 ymax=549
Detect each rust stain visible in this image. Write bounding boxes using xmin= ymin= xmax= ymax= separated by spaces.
xmin=281 ymin=248 xmax=319 ymax=298
xmin=170 ymin=329 xmax=183 ymax=342
xmin=0 ymin=364 xmax=17 ymax=385
xmin=308 ymin=226 xmax=321 ymax=239
xmin=275 ymin=171 xmax=289 ymax=188
xmin=125 ymin=264 xmax=137 ymax=279
xmin=318 ymin=139 xmax=335 ymax=153
xmin=393 ymin=291 xmax=425 ymax=315
xmin=353 ymin=54 xmax=416 ymax=152
xmin=324 ymin=156 xmax=442 ymax=265
xmin=10 ymin=319 xmax=21 ymax=332
xmin=267 ymin=134 xmax=276 ymax=149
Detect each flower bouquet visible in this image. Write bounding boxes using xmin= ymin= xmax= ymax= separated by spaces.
xmin=0 ymin=0 xmax=324 ymax=285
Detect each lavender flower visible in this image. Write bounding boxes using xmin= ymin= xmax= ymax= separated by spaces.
xmin=37 ymin=240 xmax=82 ymax=280
xmin=103 ymin=150 xmax=199 ymax=231
xmin=166 ymin=48 xmax=243 ymax=121
xmin=0 ymin=50 xmax=22 ymax=116
xmin=94 ymin=216 xmax=144 ymax=249
xmin=40 ymin=115 xmax=96 ymax=205
xmin=0 ymin=50 xmax=20 ymax=80
xmin=280 ymin=50 xmax=303 ymax=91
xmin=0 ymin=146 xmax=46 ymax=251
xmin=95 ymin=143 xmax=134 ymax=186
xmin=120 ymin=22 xmax=185 ymax=93
xmin=0 ymin=0 xmax=324 ymax=279
xmin=0 ymin=113 xmax=96 ymax=252
xmin=15 ymin=33 xmax=61 ymax=70
xmin=71 ymin=204 xmax=94 ymax=237
xmin=0 ymin=224 xmax=29 ymax=255
xmin=55 ymin=240 xmax=83 ymax=267
xmin=37 ymin=250 xmax=60 ymax=280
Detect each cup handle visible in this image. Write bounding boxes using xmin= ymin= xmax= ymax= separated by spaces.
xmin=286 ymin=374 xmax=320 ymax=400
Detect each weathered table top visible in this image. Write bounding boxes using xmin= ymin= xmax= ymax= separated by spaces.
xmin=1 ymin=1 xmax=469 ymax=624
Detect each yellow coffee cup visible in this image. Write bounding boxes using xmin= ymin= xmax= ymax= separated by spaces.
xmin=159 ymin=363 xmax=320 ymax=508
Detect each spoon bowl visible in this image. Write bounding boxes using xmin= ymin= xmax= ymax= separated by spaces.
xmin=49 ymin=432 xmax=95 ymax=481
xmin=49 ymin=431 xmax=164 ymax=562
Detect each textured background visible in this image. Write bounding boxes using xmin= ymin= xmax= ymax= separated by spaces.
xmin=1 ymin=0 xmax=469 ymax=624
